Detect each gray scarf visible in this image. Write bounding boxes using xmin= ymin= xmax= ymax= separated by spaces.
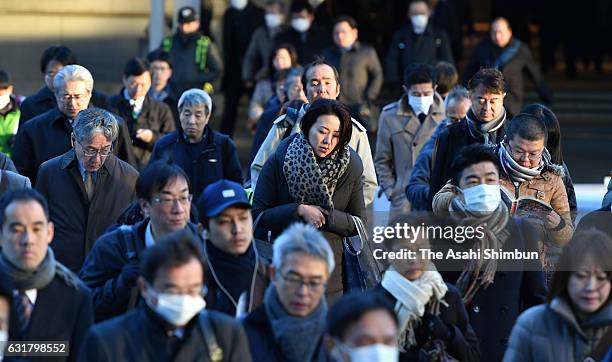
xmin=264 ymin=285 xmax=327 ymax=362
xmin=450 ymin=198 xmax=510 ymax=305
xmin=466 ymin=108 xmax=506 ymax=144
xmin=0 ymin=248 xmax=56 ymax=290
xmin=283 ymin=133 xmax=350 ymax=211
xmin=498 ymin=140 xmax=551 ymax=184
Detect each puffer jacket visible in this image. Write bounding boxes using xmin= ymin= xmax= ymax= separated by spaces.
xmin=503 ymin=298 xmax=612 ymax=362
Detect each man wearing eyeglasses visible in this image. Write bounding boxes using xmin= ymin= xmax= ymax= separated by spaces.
xmin=35 ymin=108 xmax=139 ymax=273
xmin=243 ymin=223 xmax=332 ymax=362
xmin=80 ymin=160 xmax=200 ymax=322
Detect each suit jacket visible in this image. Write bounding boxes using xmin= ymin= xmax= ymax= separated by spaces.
xmin=0 ymin=170 xmax=31 ymax=194
xmin=8 ymin=272 xmax=94 ymax=362
xmin=35 ymin=150 xmax=138 ymax=272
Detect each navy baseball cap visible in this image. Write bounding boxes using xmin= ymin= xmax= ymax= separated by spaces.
xmin=198 ymin=180 xmax=251 ymax=218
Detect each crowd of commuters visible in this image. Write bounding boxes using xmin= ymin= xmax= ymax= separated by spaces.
xmin=0 ymin=0 xmax=611 ymax=361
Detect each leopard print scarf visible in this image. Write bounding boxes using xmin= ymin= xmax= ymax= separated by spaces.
xmin=283 ymin=133 xmax=350 ymax=211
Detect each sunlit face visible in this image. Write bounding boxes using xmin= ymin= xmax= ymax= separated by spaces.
xmin=333 ymin=21 xmax=358 ymax=49
xmin=491 ymin=19 xmax=512 ymax=48
xmin=0 ymin=200 xmax=54 ymax=271
xmin=141 ymin=176 xmax=191 ymax=237
xmin=179 ymin=104 xmax=210 ymax=142
xmin=458 ymin=161 xmax=500 ymax=189
xmin=179 ymin=20 xmax=200 ymax=35
xmin=150 ymin=60 xmax=172 ymax=89
xmin=73 ymin=133 xmax=113 ymax=173
xmin=308 ymin=114 xmax=341 ymax=159
xmin=469 ymin=84 xmax=505 ymax=122
xmin=446 ymin=98 xmax=471 ymax=123
xmin=508 ymin=135 xmax=545 ymax=168
xmin=123 ymin=72 xmax=151 ymax=100
xmin=568 ymin=264 xmax=611 ymax=316
xmin=207 ymin=207 xmax=253 ymax=256
xmin=306 ymin=64 xmax=340 ymax=102
xmin=342 ymin=309 xmax=398 ymax=347
xmin=272 ymin=252 xmax=329 ymax=317
xmin=273 ymin=48 xmax=293 ymax=71
xmin=55 ymin=80 xmax=92 ymax=119
xmin=44 ymin=60 xmax=64 ymax=91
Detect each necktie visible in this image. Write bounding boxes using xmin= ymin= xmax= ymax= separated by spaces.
xmin=418 ymin=113 xmax=427 ymax=124
xmin=84 ymin=172 xmax=95 ymax=201
xmin=13 ymin=291 xmax=33 ymax=337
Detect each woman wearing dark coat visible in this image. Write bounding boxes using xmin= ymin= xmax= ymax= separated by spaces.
xmin=149 ymin=88 xmax=242 ymax=200
xmin=252 ymin=99 xmax=365 ymax=301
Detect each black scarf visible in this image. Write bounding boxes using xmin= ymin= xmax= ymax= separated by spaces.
xmin=0 ymin=248 xmax=58 ymax=290
xmin=264 ymin=285 xmax=327 ymax=362
xmin=465 ymin=108 xmax=506 ymax=144
xmin=205 ymin=240 xmax=256 ymax=305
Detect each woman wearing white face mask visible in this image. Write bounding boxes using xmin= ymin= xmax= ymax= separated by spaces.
xmin=432 ymin=143 xmax=547 ymax=362
xmin=78 ymin=230 xmax=253 ymax=362
xmin=326 ymin=291 xmax=400 ymax=362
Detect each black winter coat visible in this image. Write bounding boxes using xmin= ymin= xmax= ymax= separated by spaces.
xmin=385 ymin=22 xmax=453 ymax=83
xmin=12 ymin=107 xmax=136 ymax=184
xmin=436 ymin=218 xmax=548 ymax=362
xmin=375 ymin=283 xmax=481 ymax=362
xmin=78 ymin=306 xmax=252 ymax=362
xmin=463 ymin=38 xmax=552 ymax=116
xmin=107 ymin=93 xmax=175 ymax=169
xmin=19 ymin=85 xmax=109 ymax=124
xmin=149 ymin=128 xmax=243 ymax=200
xmin=7 ymin=272 xmax=94 ymax=362
xmin=35 ymin=150 xmax=138 ymax=272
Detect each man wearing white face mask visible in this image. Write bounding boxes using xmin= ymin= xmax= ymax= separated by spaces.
xmin=243 ymin=0 xmax=288 ymax=86
xmin=432 ymin=144 xmax=547 ymax=362
xmin=275 ymin=0 xmax=331 ymax=65
xmin=326 ymin=291 xmax=399 ymax=362
xmin=375 ymin=64 xmax=445 ymax=218
xmin=79 ymin=230 xmax=252 ymax=362
xmin=385 ymin=0 xmax=453 ymax=85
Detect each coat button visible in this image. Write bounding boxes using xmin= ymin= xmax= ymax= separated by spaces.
xmin=472 ymin=305 xmax=480 ymax=313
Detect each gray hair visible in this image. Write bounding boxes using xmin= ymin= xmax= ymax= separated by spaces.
xmin=178 ymin=88 xmax=212 ymax=114
xmin=272 ymin=223 xmax=335 ymax=275
xmin=444 ymin=85 xmax=470 ymax=109
xmin=72 ymin=108 xmax=119 ymax=144
xmin=53 ymin=64 xmax=94 ymax=95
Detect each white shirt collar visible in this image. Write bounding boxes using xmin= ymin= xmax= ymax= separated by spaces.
xmin=123 ymin=89 xmax=145 ymax=116
xmin=145 ymin=221 xmax=156 ymax=248
xmin=15 ymin=289 xmax=38 ymax=305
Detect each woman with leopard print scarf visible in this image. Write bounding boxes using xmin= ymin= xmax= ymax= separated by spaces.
xmin=253 ymin=99 xmax=366 ymax=302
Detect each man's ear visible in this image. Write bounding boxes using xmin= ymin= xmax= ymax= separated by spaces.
xmin=47 ymin=221 xmax=55 ymax=243
xmin=139 ymin=199 xmax=150 ymax=218
xmin=137 ymin=276 xmax=149 ymax=298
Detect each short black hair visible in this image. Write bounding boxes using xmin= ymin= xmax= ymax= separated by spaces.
xmin=141 ymin=229 xmax=206 ymax=284
xmin=334 ymin=15 xmax=358 ymax=29
xmin=39 ymin=45 xmax=77 ymax=74
xmin=0 ymin=189 xmax=50 ymax=228
xmin=302 ymin=57 xmax=341 ymax=93
xmin=0 ymin=269 xmax=14 ymax=307
xmin=403 ymin=63 xmax=433 ymax=87
xmin=468 ymin=67 xmax=506 ymax=94
xmin=521 ymin=103 xmax=562 ymax=163
xmin=506 ymin=113 xmax=548 ymax=145
xmin=327 ymin=291 xmax=397 ymax=339
xmin=0 ymin=70 xmax=12 ymax=89
xmin=290 ymin=0 xmax=313 ymax=14
xmin=265 ymin=0 xmax=285 ymax=11
xmin=301 ymin=99 xmax=353 ymax=153
xmin=450 ymin=144 xmax=500 ymax=186
xmin=434 ymin=61 xmax=458 ymax=95
xmin=146 ymin=49 xmax=172 ymax=68
xmin=136 ymin=160 xmax=192 ymax=202
xmin=123 ymin=57 xmax=150 ymax=78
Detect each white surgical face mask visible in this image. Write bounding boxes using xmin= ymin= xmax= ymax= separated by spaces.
xmin=408 ymin=94 xmax=434 ymax=116
xmin=410 ymin=14 xmax=428 ymax=34
xmin=265 ymin=13 xmax=283 ymax=28
xmin=230 ymin=0 xmax=248 ymax=10
xmin=291 ymin=18 xmax=311 ymax=33
xmin=462 ymin=184 xmax=501 ymax=212
xmin=349 ymin=343 xmax=399 ymax=362
xmin=145 ymin=287 xmax=206 ymax=326
xmin=0 ymin=94 xmax=10 ymax=110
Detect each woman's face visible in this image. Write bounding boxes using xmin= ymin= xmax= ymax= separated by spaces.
xmin=308 ymin=114 xmax=341 ymax=159
xmin=273 ymin=48 xmax=293 ymax=71
xmin=567 ymin=268 xmax=611 ymax=316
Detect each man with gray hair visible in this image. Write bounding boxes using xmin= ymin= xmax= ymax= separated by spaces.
xmin=36 ymin=108 xmax=139 ymax=272
xmin=243 ymin=223 xmax=332 ymax=362
xmin=406 ymin=86 xmax=471 ymax=210
xmin=13 ymin=64 xmax=135 ymax=184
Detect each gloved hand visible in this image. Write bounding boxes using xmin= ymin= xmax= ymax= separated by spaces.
xmin=119 ymin=261 xmax=140 ymax=288
xmin=422 ymin=313 xmax=452 ymax=341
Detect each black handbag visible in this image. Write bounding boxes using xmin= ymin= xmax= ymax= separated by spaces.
xmin=343 ymin=215 xmax=383 ymax=291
